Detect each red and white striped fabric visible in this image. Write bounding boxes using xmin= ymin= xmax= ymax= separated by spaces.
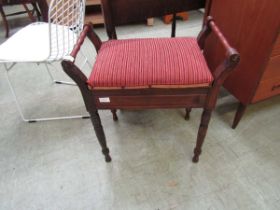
xmin=88 ymin=37 xmax=213 ymax=89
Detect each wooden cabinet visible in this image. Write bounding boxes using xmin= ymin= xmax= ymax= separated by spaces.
xmin=253 ymin=53 xmax=280 ymax=102
xmin=85 ymin=0 xmax=104 ymax=25
xmin=204 ymin=0 xmax=280 ymax=128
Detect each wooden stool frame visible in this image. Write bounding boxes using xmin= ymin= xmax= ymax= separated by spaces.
xmin=61 ymin=0 xmax=239 ymax=163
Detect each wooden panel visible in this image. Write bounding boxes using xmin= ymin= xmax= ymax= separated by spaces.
xmin=271 ymin=34 xmax=280 ymax=57
xmin=93 ymin=87 xmax=209 ymax=96
xmin=85 ymin=0 xmax=104 ymax=25
xmin=86 ymin=0 xmax=101 ymax=6
xmin=0 ymin=0 xmax=36 ymax=5
xmin=204 ymin=0 xmax=280 ymax=105
xmin=85 ymin=12 xmax=104 ymax=24
xmin=103 ymin=0 xmax=205 ymax=25
xmin=252 ymin=76 xmax=280 ymax=103
xmin=95 ymin=94 xmax=207 ymax=109
xmin=254 ymin=55 xmax=280 ymax=102
xmin=262 ymin=55 xmax=280 ymax=80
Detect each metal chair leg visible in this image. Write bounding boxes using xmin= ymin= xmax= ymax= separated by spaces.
xmin=45 ymin=50 xmax=91 ymax=86
xmin=5 ymin=65 xmax=89 ymax=123
xmin=45 ymin=63 xmax=77 ymax=86
xmin=80 ymin=49 xmax=92 ymax=69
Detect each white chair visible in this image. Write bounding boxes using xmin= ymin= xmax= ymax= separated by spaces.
xmin=0 ymin=0 xmax=90 ymax=122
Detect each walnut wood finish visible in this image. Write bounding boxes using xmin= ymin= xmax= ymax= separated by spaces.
xmin=0 ymin=5 xmax=8 ymax=37
xmin=185 ymin=108 xmax=192 ymax=120
xmin=36 ymin=0 xmax=47 ymax=21
xmin=0 ymin=0 xmax=39 ymax=37
xmin=192 ymin=109 xmax=211 ymax=162
xmin=101 ymin=0 xmax=205 ymax=39
xmin=6 ymin=0 xmax=47 ymax=21
xmin=110 ymin=109 xmax=118 ymax=121
xmin=163 ymin=12 xmax=188 ymax=24
xmin=0 ymin=0 xmax=48 ymax=37
xmin=204 ymin=0 xmax=280 ymax=128
xmin=102 ymin=0 xmax=204 ymax=25
xmin=90 ymin=110 xmax=111 ymax=162
xmin=232 ymin=103 xmax=246 ymax=129
xmin=62 ymin=7 xmax=239 ymax=163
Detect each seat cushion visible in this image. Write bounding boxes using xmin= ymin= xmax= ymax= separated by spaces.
xmin=88 ymin=38 xmax=213 ymax=89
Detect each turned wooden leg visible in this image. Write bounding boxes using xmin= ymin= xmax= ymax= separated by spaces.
xmin=192 ymin=109 xmax=212 ymax=163
xmin=31 ymin=2 xmax=41 ymax=20
xmin=232 ymin=103 xmax=247 ymax=129
xmin=22 ymin=4 xmax=35 ymax=22
xmin=111 ymin=109 xmax=118 ymax=121
xmin=36 ymin=0 xmax=48 ymax=22
xmin=90 ymin=110 xmax=111 ymax=162
xmin=185 ymin=108 xmax=192 ymax=120
xmin=0 ymin=6 xmax=9 ymax=38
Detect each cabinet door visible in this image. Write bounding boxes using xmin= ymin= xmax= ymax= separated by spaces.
xmin=85 ymin=0 xmax=104 ymax=25
xmin=204 ymin=0 xmax=280 ymax=104
xmin=271 ymin=34 xmax=280 ymax=57
xmin=253 ymin=55 xmax=280 ymax=102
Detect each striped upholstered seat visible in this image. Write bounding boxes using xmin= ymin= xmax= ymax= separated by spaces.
xmin=88 ymin=37 xmax=213 ymax=89
xmin=62 ymin=11 xmax=240 ymax=163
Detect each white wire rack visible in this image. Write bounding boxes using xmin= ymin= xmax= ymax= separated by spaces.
xmin=48 ymin=0 xmax=85 ymax=61
xmin=1 ymin=0 xmax=92 ymax=122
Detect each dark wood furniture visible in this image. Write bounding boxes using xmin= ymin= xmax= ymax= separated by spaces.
xmin=61 ymin=0 xmax=240 ymax=163
xmin=163 ymin=12 xmax=188 ymax=24
xmin=204 ymin=0 xmax=280 ymax=128
xmin=85 ymin=0 xmax=104 ymax=25
xmin=0 ymin=0 xmax=40 ymax=37
xmin=0 ymin=0 xmax=49 ymax=37
xmin=35 ymin=0 xmax=47 ymax=21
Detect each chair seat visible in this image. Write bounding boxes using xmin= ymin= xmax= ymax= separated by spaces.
xmin=88 ymin=38 xmax=213 ymax=89
xmin=0 ymin=22 xmax=76 ymax=63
